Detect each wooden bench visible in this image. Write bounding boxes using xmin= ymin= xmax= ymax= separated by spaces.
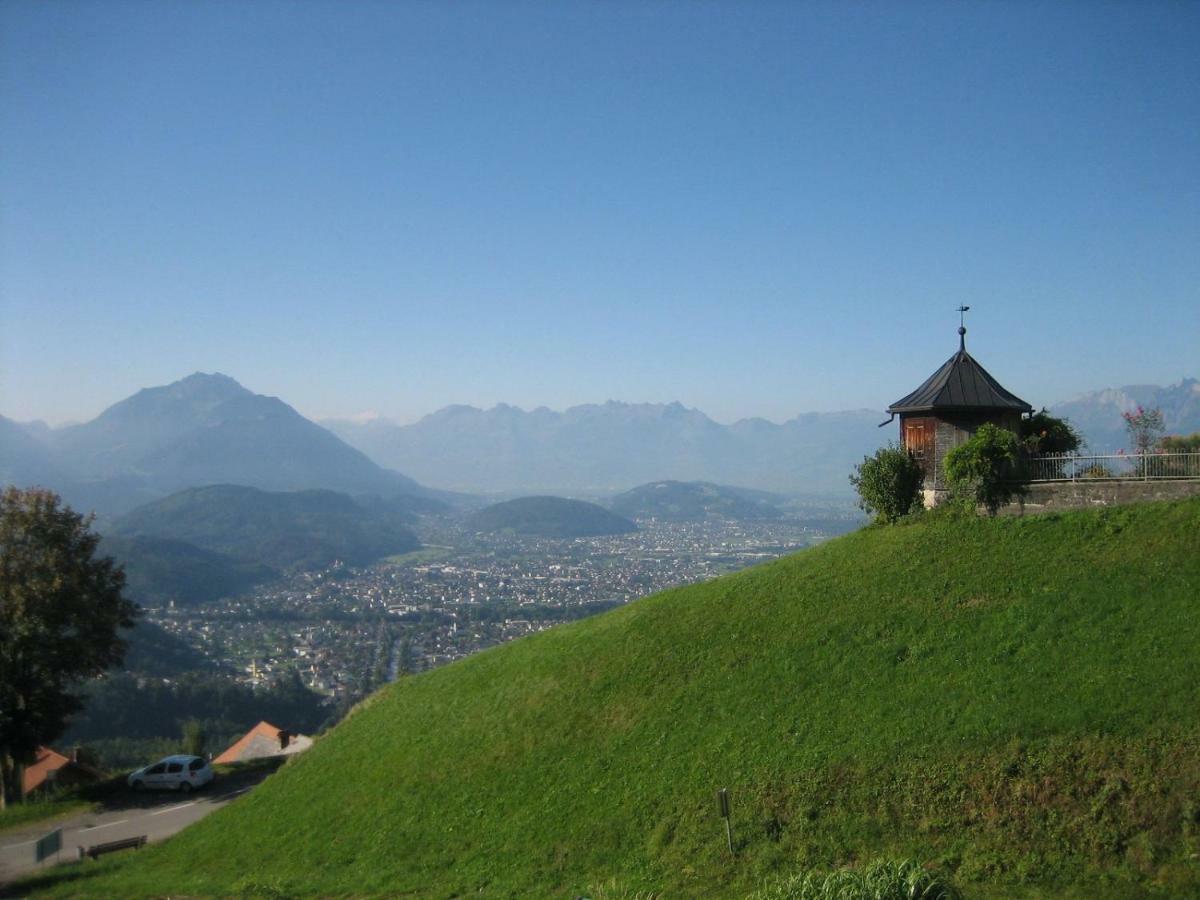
xmin=81 ymin=835 xmax=147 ymax=859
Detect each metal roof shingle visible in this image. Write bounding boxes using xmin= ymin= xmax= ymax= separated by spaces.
xmin=889 ymin=344 xmax=1032 ymax=414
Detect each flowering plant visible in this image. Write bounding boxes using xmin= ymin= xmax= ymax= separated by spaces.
xmin=1121 ymin=406 xmax=1165 ymax=455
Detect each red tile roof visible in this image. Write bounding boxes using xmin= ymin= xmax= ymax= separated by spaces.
xmin=214 ymin=721 xmax=290 ymax=765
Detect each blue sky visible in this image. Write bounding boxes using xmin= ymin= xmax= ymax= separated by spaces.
xmin=2 ymin=1 xmax=1197 ymax=425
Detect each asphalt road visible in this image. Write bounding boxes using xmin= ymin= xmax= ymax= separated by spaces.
xmin=0 ymin=766 xmax=273 ymax=886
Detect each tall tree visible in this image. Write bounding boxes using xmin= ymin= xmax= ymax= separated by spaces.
xmin=0 ymin=487 xmax=138 ymax=807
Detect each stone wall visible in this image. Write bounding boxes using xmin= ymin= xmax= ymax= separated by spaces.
xmin=999 ymin=479 xmax=1200 ymax=516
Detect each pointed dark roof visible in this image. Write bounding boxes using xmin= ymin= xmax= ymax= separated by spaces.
xmin=889 ymin=330 xmax=1033 ymax=415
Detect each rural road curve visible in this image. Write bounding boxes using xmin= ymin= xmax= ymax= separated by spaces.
xmin=0 ymin=768 xmax=271 ymax=886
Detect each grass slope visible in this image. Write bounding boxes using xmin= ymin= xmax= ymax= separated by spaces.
xmin=29 ymin=500 xmax=1200 ymax=898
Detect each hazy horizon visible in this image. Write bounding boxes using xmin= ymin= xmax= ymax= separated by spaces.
xmin=6 ymin=368 xmax=1198 ymax=433
xmin=3 ymin=3 xmax=1197 ymax=425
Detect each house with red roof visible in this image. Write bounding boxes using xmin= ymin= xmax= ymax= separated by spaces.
xmin=213 ymin=721 xmax=313 ymax=765
xmin=22 ymin=746 xmax=105 ymax=797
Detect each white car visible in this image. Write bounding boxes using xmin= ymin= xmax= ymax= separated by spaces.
xmin=128 ymin=754 xmax=214 ymax=793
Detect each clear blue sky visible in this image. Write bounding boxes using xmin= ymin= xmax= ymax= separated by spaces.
xmin=2 ymin=1 xmax=1197 ymax=425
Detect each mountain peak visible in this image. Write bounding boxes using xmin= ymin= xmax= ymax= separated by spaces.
xmin=171 ymin=371 xmax=250 ymax=397
xmin=37 ymin=374 xmax=431 ymax=512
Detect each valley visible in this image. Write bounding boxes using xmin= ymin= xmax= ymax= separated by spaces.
xmin=20 ymin=498 xmax=1200 ymax=899
xmin=143 ymin=512 xmax=851 ymax=705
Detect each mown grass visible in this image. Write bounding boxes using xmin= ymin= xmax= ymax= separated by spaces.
xmin=20 ymin=499 xmax=1200 ymax=898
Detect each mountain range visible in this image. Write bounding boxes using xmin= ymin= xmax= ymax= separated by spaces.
xmin=325 ymin=378 xmax=1200 ymax=494
xmin=1 ymin=373 xmax=439 ymax=516
xmin=326 ymin=403 xmax=888 ymax=495
xmin=4 ymin=374 xmax=1197 ymax=511
xmin=1049 ymin=377 xmax=1200 ymax=452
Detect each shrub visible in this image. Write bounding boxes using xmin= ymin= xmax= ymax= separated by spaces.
xmin=850 ymin=444 xmax=925 ymax=523
xmin=943 ymin=423 xmax=1023 ymax=516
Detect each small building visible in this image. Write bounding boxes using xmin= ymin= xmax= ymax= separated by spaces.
xmin=22 ymin=746 xmax=104 ymax=797
xmin=213 ymin=721 xmax=313 ymax=766
xmin=886 ymin=323 xmax=1032 ymax=505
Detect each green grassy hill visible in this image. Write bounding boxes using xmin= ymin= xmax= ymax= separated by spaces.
xmin=28 ymin=500 xmax=1200 ymax=898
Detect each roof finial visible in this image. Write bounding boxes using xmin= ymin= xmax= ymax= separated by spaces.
xmin=957 ymin=305 xmax=970 ymax=351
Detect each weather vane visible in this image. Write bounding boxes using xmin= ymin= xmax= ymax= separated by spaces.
xmin=957 ymin=305 xmax=970 ymax=328
xmin=957 ymin=305 xmax=970 ymax=349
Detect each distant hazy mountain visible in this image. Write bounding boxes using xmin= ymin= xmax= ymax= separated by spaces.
xmin=2 ymin=373 xmax=438 ymax=516
xmin=1050 ymin=378 xmax=1200 ymax=452
xmin=326 ymin=402 xmax=888 ymax=495
xmin=608 ymin=480 xmax=783 ymax=522
xmin=1 ymin=415 xmax=70 ymax=487
xmin=113 ymin=484 xmax=421 ymax=572
xmin=468 ymin=496 xmax=637 ymax=538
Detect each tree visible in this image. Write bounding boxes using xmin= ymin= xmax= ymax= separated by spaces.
xmin=1160 ymin=432 xmax=1200 ymax=452
xmin=1019 ymin=409 xmax=1082 ymax=454
xmin=849 ymin=443 xmax=925 ymax=524
xmin=943 ymin=423 xmax=1023 ymax=516
xmin=395 ymin=637 xmax=415 ymax=677
xmin=0 ymin=487 xmax=138 ymax=807
xmin=182 ymin=719 xmax=207 ymax=757
xmin=1122 ymin=405 xmax=1165 ymax=455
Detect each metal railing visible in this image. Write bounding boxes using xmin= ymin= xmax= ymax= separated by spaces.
xmin=1023 ymin=450 xmax=1200 ymax=483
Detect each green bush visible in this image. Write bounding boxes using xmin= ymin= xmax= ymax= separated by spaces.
xmin=849 ymin=443 xmax=924 ymax=523
xmin=943 ymin=423 xmax=1023 ymax=516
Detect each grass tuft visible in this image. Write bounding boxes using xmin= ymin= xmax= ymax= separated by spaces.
xmin=751 ymin=858 xmax=961 ymax=900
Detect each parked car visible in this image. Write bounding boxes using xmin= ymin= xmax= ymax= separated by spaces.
xmin=127 ymin=755 xmax=214 ymax=793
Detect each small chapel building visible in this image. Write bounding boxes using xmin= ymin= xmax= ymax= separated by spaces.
xmin=885 ymin=322 xmax=1032 ymax=506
